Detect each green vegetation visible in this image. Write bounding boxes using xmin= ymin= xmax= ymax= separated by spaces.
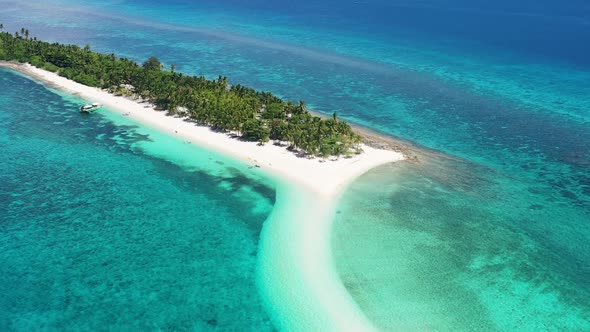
xmin=0 ymin=26 xmax=363 ymax=157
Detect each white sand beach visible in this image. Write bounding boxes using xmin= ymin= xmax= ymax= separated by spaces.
xmin=2 ymin=62 xmax=404 ymax=331
xmin=1 ymin=62 xmax=403 ymax=197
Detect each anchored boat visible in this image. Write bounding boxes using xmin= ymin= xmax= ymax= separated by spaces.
xmin=80 ymin=102 xmax=101 ymax=113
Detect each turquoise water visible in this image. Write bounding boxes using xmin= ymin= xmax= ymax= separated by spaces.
xmin=0 ymin=69 xmax=275 ymax=330
xmin=1 ymin=0 xmax=590 ymax=330
xmin=333 ymin=158 xmax=590 ymax=330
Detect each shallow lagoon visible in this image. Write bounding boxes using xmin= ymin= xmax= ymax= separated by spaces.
xmin=333 ymin=156 xmax=590 ymax=330
xmin=0 ymin=69 xmax=276 ymax=330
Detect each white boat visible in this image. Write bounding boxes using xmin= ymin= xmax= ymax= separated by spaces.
xmin=80 ymin=102 xmax=101 ymax=113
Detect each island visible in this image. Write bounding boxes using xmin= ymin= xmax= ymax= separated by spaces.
xmin=0 ymin=27 xmax=364 ymax=158
xmin=0 ymin=26 xmax=407 ymax=194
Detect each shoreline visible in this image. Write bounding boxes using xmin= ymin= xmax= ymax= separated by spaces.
xmin=0 ymin=61 xmax=404 ymax=197
xmin=1 ymin=61 xmax=403 ymax=331
xmin=312 ymin=110 xmax=421 ymax=162
xmin=257 ymin=185 xmax=378 ymax=331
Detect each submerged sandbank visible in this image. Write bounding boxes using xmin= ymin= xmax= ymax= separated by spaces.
xmin=1 ymin=62 xmax=404 ymax=331
xmin=258 ymin=184 xmax=379 ymax=331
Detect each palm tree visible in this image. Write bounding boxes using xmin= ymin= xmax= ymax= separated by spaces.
xmin=24 ymin=29 xmax=29 ymax=39
xmin=170 ymin=63 xmax=176 ymax=73
xmin=216 ymin=76 xmax=228 ymax=90
xmin=0 ymin=23 xmax=4 ymax=32
xmin=297 ymin=100 xmax=307 ymax=114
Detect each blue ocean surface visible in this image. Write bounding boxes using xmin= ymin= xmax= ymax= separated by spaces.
xmin=1 ymin=0 xmax=589 ymax=330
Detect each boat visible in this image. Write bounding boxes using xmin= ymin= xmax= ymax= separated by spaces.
xmin=80 ymin=102 xmax=101 ymax=113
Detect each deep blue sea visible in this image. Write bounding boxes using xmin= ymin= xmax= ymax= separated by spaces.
xmin=1 ymin=0 xmax=589 ymax=330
